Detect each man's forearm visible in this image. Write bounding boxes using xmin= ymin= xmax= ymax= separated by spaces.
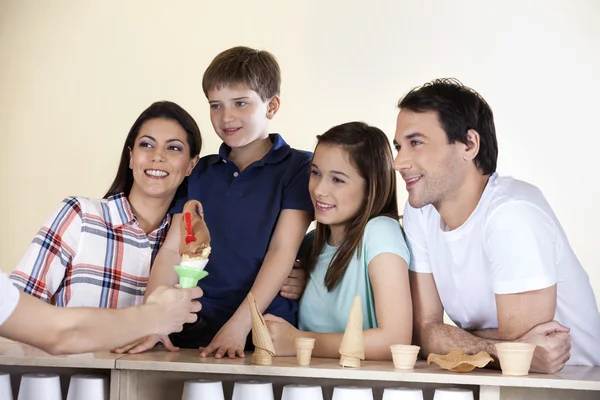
xmin=419 ymin=322 xmax=500 ymax=359
xmin=55 ymin=304 xmax=161 ymax=354
xmin=0 ymin=293 xmax=162 ymax=355
xmin=470 ymin=329 xmax=500 ymax=340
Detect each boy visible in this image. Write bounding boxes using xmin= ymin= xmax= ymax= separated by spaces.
xmin=119 ymin=47 xmax=313 ymax=358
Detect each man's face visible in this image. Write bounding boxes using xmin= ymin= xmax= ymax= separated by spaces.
xmin=393 ymin=109 xmax=464 ymax=209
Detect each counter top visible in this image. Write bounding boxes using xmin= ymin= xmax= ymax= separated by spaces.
xmin=0 ymin=342 xmax=120 ymax=369
xmin=1 ymin=342 xmax=599 ymax=392
xmin=115 ymin=349 xmax=600 ymax=391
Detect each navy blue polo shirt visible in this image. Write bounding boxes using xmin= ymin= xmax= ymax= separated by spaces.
xmin=171 ymin=134 xmax=313 ymax=328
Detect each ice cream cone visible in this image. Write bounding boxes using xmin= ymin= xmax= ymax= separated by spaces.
xmin=248 ymin=292 xmax=275 ymax=365
xmin=179 ymin=200 xmax=211 ymax=259
xmin=390 ymin=344 xmax=420 ymax=370
xmin=295 ymin=338 xmax=315 ymax=366
xmin=339 ymin=295 xmax=365 ymax=368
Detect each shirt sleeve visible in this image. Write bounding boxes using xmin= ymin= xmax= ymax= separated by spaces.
xmin=484 ymin=201 xmax=559 ymax=295
xmin=402 ymin=202 xmax=431 ymax=273
xmin=0 ymin=272 xmax=20 ymax=326
xmin=281 ymin=152 xmax=314 ymax=212
xmin=363 ymin=216 xmax=410 ymax=266
xmin=9 ymin=197 xmax=83 ymax=301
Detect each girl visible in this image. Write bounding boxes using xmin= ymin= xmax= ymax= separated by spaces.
xmin=9 ymin=101 xmax=201 ymax=308
xmin=265 ymin=121 xmax=412 ymax=360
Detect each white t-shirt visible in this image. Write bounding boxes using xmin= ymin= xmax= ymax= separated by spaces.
xmin=0 ymin=271 xmax=20 ymax=326
xmin=404 ymin=173 xmax=600 ymax=366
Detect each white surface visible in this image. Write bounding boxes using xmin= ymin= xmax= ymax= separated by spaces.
xmin=282 ymin=384 xmax=324 ymax=400
xmin=66 ymin=374 xmax=108 ymax=400
xmin=232 ymin=380 xmax=274 ymax=400
xmin=17 ymin=373 xmax=62 ymax=400
xmin=382 ymin=387 xmax=424 ymax=400
xmin=182 ymin=379 xmax=224 ymax=400
xmin=433 ymin=388 xmax=474 ymax=400
xmin=0 ymin=373 xmax=13 ymax=400
xmin=332 ymin=386 xmax=374 ymax=400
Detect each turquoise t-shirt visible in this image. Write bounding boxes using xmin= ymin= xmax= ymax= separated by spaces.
xmin=298 ymin=216 xmax=410 ymax=333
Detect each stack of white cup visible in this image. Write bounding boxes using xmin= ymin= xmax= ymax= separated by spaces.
xmin=382 ymin=387 xmax=424 ymax=400
xmin=17 ymin=373 xmax=62 ymax=400
xmin=232 ymin=380 xmax=274 ymax=400
xmin=433 ymin=388 xmax=474 ymax=400
xmin=0 ymin=373 xmax=13 ymax=400
xmin=182 ymin=379 xmax=224 ymax=400
xmin=332 ymin=386 xmax=374 ymax=400
xmin=66 ymin=374 xmax=109 ymax=400
xmin=281 ymin=384 xmax=323 ymax=400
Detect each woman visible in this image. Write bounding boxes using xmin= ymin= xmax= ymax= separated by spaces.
xmin=10 ymin=101 xmax=201 ymax=308
xmin=265 ymin=121 xmax=412 ymax=360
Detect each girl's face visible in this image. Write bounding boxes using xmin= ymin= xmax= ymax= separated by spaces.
xmin=129 ymin=118 xmax=198 ymax=200
xmin=309 ymin=144 xmax=366 ymax=232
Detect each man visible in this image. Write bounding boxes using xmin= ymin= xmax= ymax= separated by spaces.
xmin=394 ymin=78 xmax=600 ymax=372
xmin=0 ymin=270 xmax=202 ymax=355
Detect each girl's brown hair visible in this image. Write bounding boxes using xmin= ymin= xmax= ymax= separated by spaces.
xmin=307 ymin=121 xmax=399 ymax=291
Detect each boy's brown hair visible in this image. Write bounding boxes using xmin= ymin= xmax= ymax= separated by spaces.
xmin=202 ymin=46 xmax=281 ymax=101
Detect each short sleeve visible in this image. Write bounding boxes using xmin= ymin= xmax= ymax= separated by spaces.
xmin=9 ymin=197 xmax=83 ymax=301
xmin=363 ymin=216 xmax=410 ymax=266
xmin=0 ymin=272 xmax=20 ymax=326
xmin=281 ymin=151 xmax=314 ymax=212
xmin=402 ymin=202 xmax=431 ymax=273
xmin=484 ymin=201 xmax=558 ymax=295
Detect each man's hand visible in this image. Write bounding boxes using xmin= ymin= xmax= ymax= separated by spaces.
xmin=112 ymin=334 xmax=179 ymax=354
xmin=146 ymin=285 xmax=203 ymax=336
xmin=279 ymin=260 xmax=307 ymax=300
xmin=518 ymin=320 xmax=571 ymax=374
xmin=199 ymin=319 xmax=248 ymax=359
xmin=264 ymin=314 xmax=302 ymax=356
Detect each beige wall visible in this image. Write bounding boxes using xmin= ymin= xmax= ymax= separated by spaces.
xmin=1 ymin=0 xmax=599 ymax=305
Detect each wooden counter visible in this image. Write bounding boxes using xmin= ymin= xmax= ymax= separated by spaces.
xmin=0 ymin=343 xmax=598 ymax=400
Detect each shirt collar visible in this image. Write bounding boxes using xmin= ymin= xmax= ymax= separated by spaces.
xmin=106 ymin=192 xmax=170 ymax=232
xmin=213 ymin=133 xmax=291 ymax=166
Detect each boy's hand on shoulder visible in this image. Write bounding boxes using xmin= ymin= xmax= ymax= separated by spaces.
xmin=199 ymin=320 xmax=248 ymax=359
xmin=279 ymin=260 xmax=307 ymax=300
xmin=264 ymin=314 xmax=301 ymax=356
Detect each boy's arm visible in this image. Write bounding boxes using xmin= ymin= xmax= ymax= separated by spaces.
xmin=200 ymin=209 xmax=312 ymax=358
xmin=145 ymin=214 xmax=182 ymax=296
xmin=0 ymin=285 xmax=202 ymax=355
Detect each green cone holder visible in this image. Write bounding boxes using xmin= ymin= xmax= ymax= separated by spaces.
xmin=173 ymin=265 xmax=209 ymax=288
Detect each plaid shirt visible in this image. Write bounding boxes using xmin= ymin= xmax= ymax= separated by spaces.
xmin=9 ymin=193 xmax=169 ymax=308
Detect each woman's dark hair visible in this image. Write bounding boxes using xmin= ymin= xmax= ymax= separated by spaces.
xmin=398 ymin=78 xmax=498 ymax=175
xmin=104 ymin=101 xmax=202 ymax=198
xmin=307 ymin=121 xmax=399 ymax=291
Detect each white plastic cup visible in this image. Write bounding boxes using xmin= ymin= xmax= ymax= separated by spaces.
xmin=332 ymin=386 xmax=374 ymax=400
xmin=232 ymin=380 xmax=274 ymax=400
xmin=281 ymin=384 xmax=323 ymax=400
xmin=18 ymin=373 xmax=62 ymax=400
xmin=433 ymin=388 xmax=474 ymax=400
xmin=181 ymin=379 xmax=224 ymax=400
xmin=66 ymin=374 xmax=108 ymax=400
xmin=0 ymin=373 xmax=13 ymax=400
xmin=382 ymin=387 xmax=424 ymax=400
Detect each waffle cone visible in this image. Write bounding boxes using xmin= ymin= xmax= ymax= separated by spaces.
xmin=248 ymin=292 xmax=275 ymax=364
xmin=427 ymin=350 xmax=493 ymax=372
xmin=179 ymin=200 xmax=211 ymax=257
xmin=339 ymin=295 xmax=364 ymax=367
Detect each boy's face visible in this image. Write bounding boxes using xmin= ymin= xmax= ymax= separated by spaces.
xmin=207 ymin=85 xmax=279 ymax=149
xmin=392 ymin=109 xmax=464 ymax=209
